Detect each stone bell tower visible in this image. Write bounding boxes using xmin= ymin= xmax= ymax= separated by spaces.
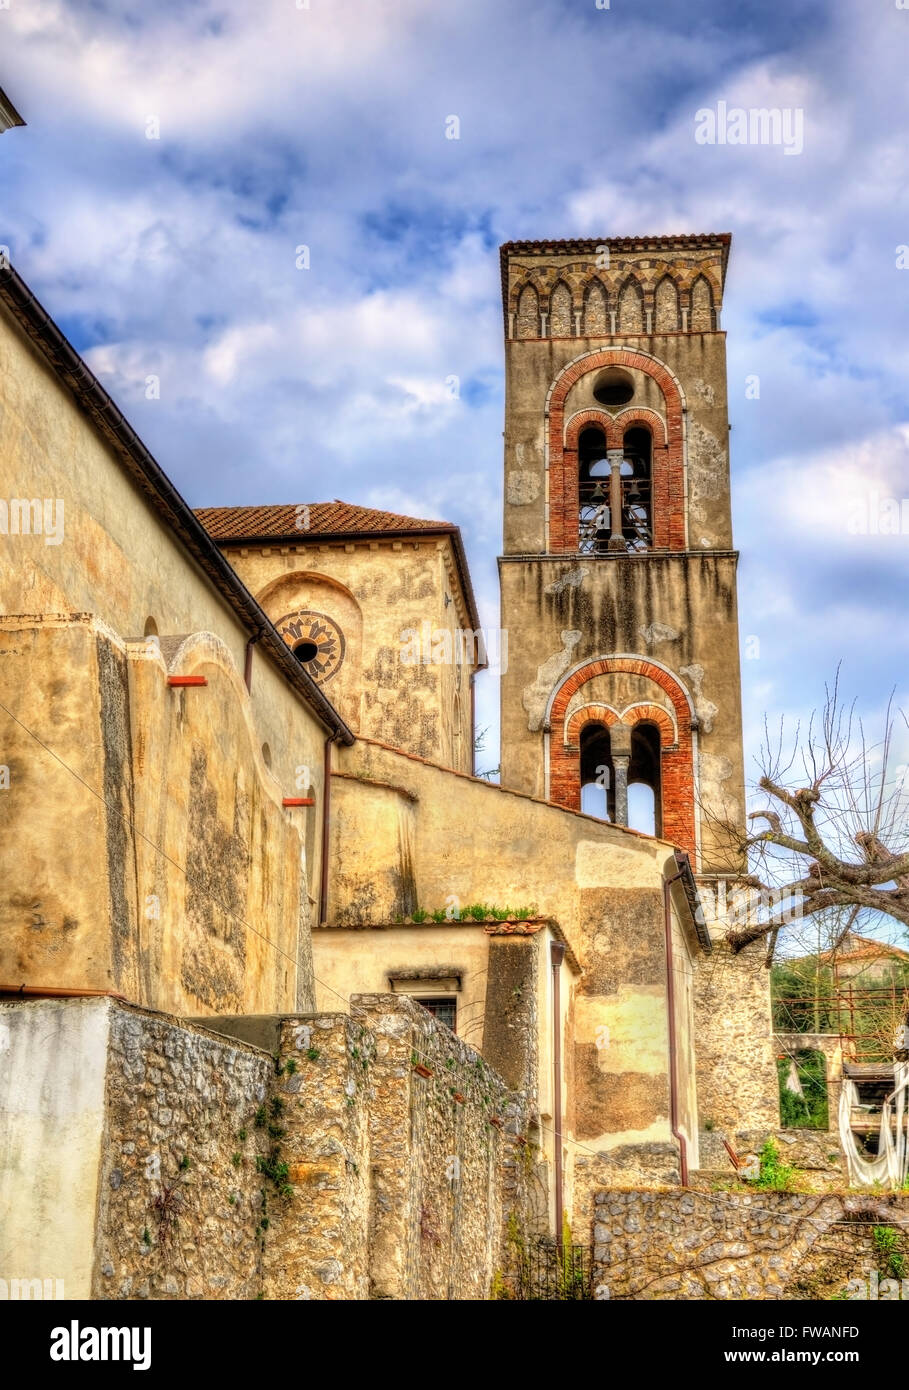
xmin=498 ymin=234 xmax=748 ymax=874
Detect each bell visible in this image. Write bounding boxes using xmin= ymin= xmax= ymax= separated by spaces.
xmin=590 ymin=481 xmax=606 ymax=500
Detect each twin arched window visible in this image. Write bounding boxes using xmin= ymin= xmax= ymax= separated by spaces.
xmin=579 ymin=720 xmax=662 ymax=835
xmin=578 ymin=426 xmax=652 ymax=554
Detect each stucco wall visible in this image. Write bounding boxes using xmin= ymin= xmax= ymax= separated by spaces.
xmin=326 ymin=738 xmax=708 ymax=1197
xmin=0 ymin=998 xmax=109 ymax=1299
xmin=0 ymin=302 xmax=330 ymax=1012
xmin=498 ymin=553 xmax=746 ymax=869
xmin=0 ymin=615 xmax=317 ymax=1014
xmin=0 ymin=303 xmax=329 ymax=817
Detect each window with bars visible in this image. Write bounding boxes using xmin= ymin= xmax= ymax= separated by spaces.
xmin=413 ymin=997 xmax=457 ymax=1030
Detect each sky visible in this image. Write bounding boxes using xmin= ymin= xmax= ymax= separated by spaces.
xmin=2 ymin=0 xmax=908 ymax=946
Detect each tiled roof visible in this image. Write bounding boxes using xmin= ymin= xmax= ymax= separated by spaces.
xmin=817 ymin=933 xmax=909 ymax=965
xmin=195 ymin=501 xmax=481 ymax=631
xmin=500 ymin=234 xmax=731 ymax=253
xmin=195 ymin=501 xmax=456 ymax=542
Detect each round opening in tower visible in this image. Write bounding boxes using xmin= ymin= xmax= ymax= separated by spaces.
xmin=293 ymin=639 xmax=320 ymax=664
xmin=592 ymin=367 xmax=635 ymax=407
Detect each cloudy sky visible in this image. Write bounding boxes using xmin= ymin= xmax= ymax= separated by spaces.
xmin=3 ymin=0 xmax=908 ymax=930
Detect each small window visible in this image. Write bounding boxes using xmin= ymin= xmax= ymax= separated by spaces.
xmin=592 ymin=367 xmax=635 ymax=407
xmin=414 ymin=997 xmax=457 ymax=1031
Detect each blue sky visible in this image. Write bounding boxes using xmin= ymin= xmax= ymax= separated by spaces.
xmin=2 ymin=0 xmax=909 ymax=947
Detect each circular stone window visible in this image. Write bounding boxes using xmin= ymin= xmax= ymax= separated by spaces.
xmin=592 ymin=367 xmax=635 ymax=407
xmin=274 ymin=610 xmax=346 ymax=684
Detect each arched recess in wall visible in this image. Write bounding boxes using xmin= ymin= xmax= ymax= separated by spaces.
xmin=548 ymin=349 xmax=686 ymax=554
xmin=549 ymin=280 xmax=573 ymax=337
xmin=617 ymin=277 xmax=644 ymax=333
xmin=254 ymin=570 xmax=363 ymax=724
xmin=654 ymin=276 xmax=680 ymax=332
xmin=515 ymin=283 xmax=540 ymax=339
xmin=690 ymin=275 xmax=715 ymax=332
xmin=548 ymin=657 xmax=698 ymax=860
xmin=582 ymin=279 xmax=609 ymax=336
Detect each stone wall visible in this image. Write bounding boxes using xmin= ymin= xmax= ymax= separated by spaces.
xmin=94 ymin=1001 xmax=274 ymax=1300
xmin=348 ymin=994 xmax=531 ymax=1300
xmin=591 ymin=1188 xmax=909 ymax=1300
xmin=2 ymin=993 xmax=532 ymax=1301
xmin=693 ymin=922 xmax=779 ymax=1131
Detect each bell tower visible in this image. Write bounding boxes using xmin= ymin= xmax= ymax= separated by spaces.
xmin=498 ymin=234 xmax=745 ymax=872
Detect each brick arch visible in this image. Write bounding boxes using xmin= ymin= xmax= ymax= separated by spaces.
xmin=546 ymin=348 xmax=686 ymax=552
xmin=565 ymin=409 xmax=617 ymax=451
xmin=612 ymin=406 xmax=668 ymax=448
xmin=565 ymin=702 xmax=620 ymax=749
xmin=621 ymin=702 xmax=677 ymax=748
xmin=547 ymin=656 xmax=697 ymax=858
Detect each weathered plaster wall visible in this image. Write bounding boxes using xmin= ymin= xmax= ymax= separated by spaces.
xmin=498 ymin=553 xmax=746 ymax=868
xmin=0 ymin=304 xmax=328 ymax=817
xmin=327 ymin=739 xmax=707 ymax=1198
xmin=591 ymin=1189 xmax=909 ymax=1300
xmin=0 ymin=615 xmax=317 ymax=1014
xmin=222 ymin=538 xmax=476 ymax=772
xmin=311 ymin=923 xmax=498 ymax=1055
xmin=0 ymin=998 xmax=109 ymax=1299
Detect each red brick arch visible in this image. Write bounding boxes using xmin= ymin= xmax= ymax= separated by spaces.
xmin=548 ymin=656 xmax=697 ymax=857
xmin=621 ymin=702 xmax=677 ymax=748
xmin=547 ymin=349 xmax=686 ymax=552
xmin=565 ymin=702 xmax=620 ymax=749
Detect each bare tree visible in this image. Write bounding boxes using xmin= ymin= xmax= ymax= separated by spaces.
xmin=712 ymin=671 xmax=909 ymax=960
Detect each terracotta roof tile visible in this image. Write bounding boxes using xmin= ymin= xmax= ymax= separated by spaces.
xmin=195 ymin=501 xmax=455 ymax=542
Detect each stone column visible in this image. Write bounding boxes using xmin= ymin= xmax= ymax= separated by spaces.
xmin=609 ymin=722 xmax=632 ymax=826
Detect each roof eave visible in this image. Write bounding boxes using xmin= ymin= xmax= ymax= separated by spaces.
xmin=0 ymin=87 xmax=26 ymax=133
xmin=673 ymin=849 xmax=712 ymax=953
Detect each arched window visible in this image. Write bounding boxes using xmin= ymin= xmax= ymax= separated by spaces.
xmin=627 ymin=783 xmax=656 ymax=835
xmin=578 ymin=428 xmax=612 ymax=555
xmin=578 ymin=426 xmax=652 ymax=554
xmin=628 ymin=721 xmax=662 ymax=835
xmin=621 ymin=427 xmax=652 ymax=552
xmin=579 ymin=721 xmax=613 ymax=821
